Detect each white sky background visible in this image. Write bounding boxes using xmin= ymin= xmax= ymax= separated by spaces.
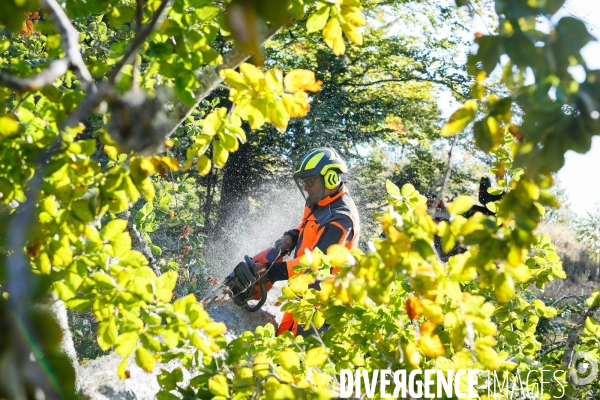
xmin=555 ymin=1 xmax=600 ymax=215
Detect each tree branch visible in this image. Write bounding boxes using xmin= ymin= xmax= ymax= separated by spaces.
xmin=40 ymin=0 xmax=95 ymax=93
xmin=0 ymin=0 xmax=94 ymax=93
xmin=0 ymin=59 xmax=69 ymax=92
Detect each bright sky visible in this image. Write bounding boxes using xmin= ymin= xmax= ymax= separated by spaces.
xmin=555 ymin=0 xmax=600 ymax=215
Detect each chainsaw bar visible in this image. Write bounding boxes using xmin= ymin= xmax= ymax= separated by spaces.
xmin=198 ymin=279 xmax=233 ymax=309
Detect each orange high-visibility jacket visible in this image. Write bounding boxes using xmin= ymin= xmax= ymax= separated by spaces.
xmin=276 ymin=184 xmax=360 ymax=336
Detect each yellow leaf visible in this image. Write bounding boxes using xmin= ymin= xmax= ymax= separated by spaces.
xmin=419 ymin=322 xmax=445 ymax=359
xmin=441 ymin=100 xmax=478 ymax=137
xmin=447 ymin=195 xmax=474 ymax=215
xmin=318 ymin=278 xmax=335 ymax=302
xmin=278 ymin=348 xmax=300 ymax=373
xmin=283 ymin=92 xmax=310 ymax=118
xmin=323 ymin=17 xmax=341 ymax=50
xmin=341 ymin=22 xmax=363 ymax=45
xmin=284 ymin=70 xmax=323 ymax=94
xmin=289 ymin=274 xmax=314 ymax=294
xmin=265 ymin=69 xmax=284 ymax=94
xmin=327 ymin=244 xmax=354 ymax=267
xmin=406 ymin=341 xmax=421 ymax=368
xmin=202 ymin=108 xmax=225 ymax=136
xmin=191 ymin=331 xmax=212 ymax=355
xmin=332 ymin=35 xmax=346 ymax=56
xmin=219 ymin=69 xmax=248 ymax=91
xmin=494 ymin=272 xmax=515 ymax=305
xmin=267 ymin=99 xmax=290 ymax=132
xmin=0 ymin=115 xmax=20 ymax=137
xmin=253 ymin=353 xmax=271 ymax=378
xmin=239 ymin=63 xmax=262 ymax=91
xmin=197 ymin=155 xmax=212 ymax=176
xmin=117 ymin=358 xmax=128 ymax=379
xmin=341 ymin=7 xmax=366 ymax=27
xmin=135 ymin=347 xmax=156 ymax=372
xmin=212 ymin=140 xmax=229 ymax=168
xmin=160 ymin=156 xmax=179 ymax=171
xmin=421 ymin=299 xmax=444 ymax=324
xmin=306 ymin=4 xmax=330 ymax=33
xmin=140 ymin=157 xmax=155 ymax=175
xmin=204 ymin=322 xmax=226 ymax=337
xmin=305 ymin=347 xmax=329 ymax=367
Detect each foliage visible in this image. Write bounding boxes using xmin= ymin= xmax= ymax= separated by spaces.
xmin=573 ymin=202 xmax=600 ymax=264
xmin=1 ymin=0 xmax=600 ymax=398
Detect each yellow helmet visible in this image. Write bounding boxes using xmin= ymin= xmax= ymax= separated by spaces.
xmin=293 ymin=148 xmax=347 ymax=204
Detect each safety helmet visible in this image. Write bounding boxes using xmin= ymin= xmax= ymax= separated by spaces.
xmin=293 ymin=148 xmax=348 ymax=205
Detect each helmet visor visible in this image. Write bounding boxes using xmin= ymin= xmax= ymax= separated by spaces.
xmin=295 ymin=175 xmax=324 ymax=206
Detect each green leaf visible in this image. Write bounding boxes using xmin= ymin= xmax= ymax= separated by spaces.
xmin=108 ymin=5 xmax=135 ymax=27
xmin=158 ymin=367 xmax=184 ymax=391
xmin=98 ymin=318 xmax=118 ymax=351
xmin=447 ymin=195 xmax=474 ymax=215
xmin=386 ymin=179 xmax=400 ymax=197
xmin=441 ymin=100 xmax=478 ymax=136
xmin=312 ymin=310 xmax=325 ymax=329
xmin=156 ymin=271 xmax=177 ymax=302
xmin=116 ymin=332 xmax=139 ymax=357
xmin=196 ymin=6 xmax=221 ymax=21
xmin=136 ymin=346 xmax=156 ymax=372
xmin=401 ymin=183 xmax=416 ymax=197
xmin=585 ymin=317 xmax=600 ymax=338
xmin=191 ymin=331 xmax=212 ymax=355
xmin=278 ymin=348 xmax=300 ymax=374
xmin=306 ymin=5 xmax=330 ymax=33
xmin=101 ymin=219 xmax=128 ymax=241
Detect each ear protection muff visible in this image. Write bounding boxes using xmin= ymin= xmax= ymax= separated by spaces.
xmin=323 ymin=170 xmax=339 ymax=189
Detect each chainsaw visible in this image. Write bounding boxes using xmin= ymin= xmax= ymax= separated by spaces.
xmin=198 ymin=247 xmax=284 ymax=312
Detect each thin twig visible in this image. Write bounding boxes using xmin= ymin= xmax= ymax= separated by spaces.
xmin=539 ymin=341 xmax=567 ymax=358
xmin=11 ymin=93 xmax=32 ymax=115
xmin=430 ymin=133 xmax=458 ymax=215
xmin=551 ymin=294 xmax=582 ymax=307
xmin=311 ymin=322 xmax=340 ymax=386
xmin=107 ymin=0 xmax=172 ymax=84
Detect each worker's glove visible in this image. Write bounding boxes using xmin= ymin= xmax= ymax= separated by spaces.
xmin=274 ymin=235 xmax=293 ymax=255
xmin=252 ymin=263 xmax=271 ymax=285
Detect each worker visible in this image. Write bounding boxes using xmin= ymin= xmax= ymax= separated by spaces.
xmin=252 ymin=147 xmax=361 ymax=337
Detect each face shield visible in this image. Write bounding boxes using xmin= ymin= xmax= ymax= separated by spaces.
xmin=294 ymin=175 xmax=325 ymax=206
